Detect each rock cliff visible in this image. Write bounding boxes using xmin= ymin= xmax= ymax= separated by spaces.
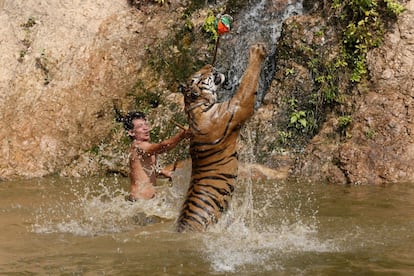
xmin=0 ymin=0 xmax=186 ymax=178
xmin=1 ymin=0 xmax=412 ymax=185
xmin=295 ymin=0 xmax=414 ymax=184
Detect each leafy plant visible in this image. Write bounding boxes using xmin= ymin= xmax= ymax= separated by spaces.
xmin=290 ymin=110 xmax=307 ymax=130
xmin=384 ymin=0 xmax=406 ymax=15
xmin=203 ymin=11 xmax=219 ymax=42
xmin=278 ymin=130 xmax=292 ymax=145
xmin=288 ymin=97 xmax=298 ymax=110
xmin=338 ymin=115 xmax=352 ymax=128
xmin=333 ymin=0 xmax=406 ymax=83
xmin=285 ymin=68 xmax=296 ymax=76
xmin=365 ymin=128 xmax=376 ymax=139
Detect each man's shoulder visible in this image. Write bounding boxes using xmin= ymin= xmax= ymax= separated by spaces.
xmin=132 ymin=140 xmax=152 ymax=149
xmin=131 ymin=140 xmax=155 ymax=157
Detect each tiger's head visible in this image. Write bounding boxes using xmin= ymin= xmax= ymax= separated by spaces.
xmin=180 ymin=65 xmax=226 ymax=112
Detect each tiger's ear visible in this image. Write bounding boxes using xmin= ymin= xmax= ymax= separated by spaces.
xmin=178 ymin=84 xmax=187 ymax=94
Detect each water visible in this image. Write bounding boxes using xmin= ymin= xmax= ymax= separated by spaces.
xmin=2 ymin=0 xmax=413 ymax=274
xmin=215 ymin=0 xmax=303 ymax=105
xmin=1 ymin=172 xmax=414 ymax=275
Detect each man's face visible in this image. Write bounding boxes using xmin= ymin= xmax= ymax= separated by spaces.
xmin=129 ymin=118 xmax=150 ymax=141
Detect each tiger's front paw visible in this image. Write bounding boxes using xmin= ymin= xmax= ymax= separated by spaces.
xmin=249 ymin=43 xmax=267 ymax=61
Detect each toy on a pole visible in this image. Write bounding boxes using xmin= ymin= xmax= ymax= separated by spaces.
xmin=212 ymin=14 xmax=233 ymax=66
xmin=215 ymin=14 xmax=232 ymax=35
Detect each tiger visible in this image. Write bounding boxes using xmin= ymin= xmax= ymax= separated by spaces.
xmin=176 ymin=43 xmax=267 ymax=232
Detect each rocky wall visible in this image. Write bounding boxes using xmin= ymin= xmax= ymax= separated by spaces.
xmin=0 ymin=0 xmax=185 ymax=179
xmin=296 ymin=0 xmax=414 ymax=184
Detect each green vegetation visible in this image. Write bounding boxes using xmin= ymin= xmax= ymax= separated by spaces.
xmin=274 ymin=0 xmax=405 ymax=150
xmin=285 ymin=68 xmax=296 ymax=76
xmin=203 ymin=11 xmax=219 ymax=42
xmin=284 ymin=97 xmax=318 ymax=140
xmin=307 ymin=55 xmax=347 ymax=105
xmin=146 ymin=21 xmax=205 ymax=87
xmin=384 ymin=0 xmax=406 ymax=14
xmin=337 ymin=115 xmax=353 ymax=138
xmin=333 ymin=0 xmax=405 ymax=83
xmin=365 ymin=128 xmax=377 ymax=139
xmin=338 ymin=115 xmax=352 ymax=128
xmin=122 ymin=0 xmax=406 ymax=160
xmin=290 ymin=110 xmax=307 ymax=130
xmin=202 ymin=7 xmax=232 ymax=49
xmin=278 ymin=130 xmax=292 ymax=145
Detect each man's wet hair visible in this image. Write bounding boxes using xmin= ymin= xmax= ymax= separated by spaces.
xmin=116 ymin=111 xmax=146 ymax=133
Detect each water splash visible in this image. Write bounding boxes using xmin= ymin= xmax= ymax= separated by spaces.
xmin=203 ymin=222 xmax=336 ymax=273
xmin=201 ymin=178 xmax=338 ymax=273
xmin=200 ymin=123 xmax=338 ymax=273
xmin=215 ymin=0 xmax=303 ymax=105
xmin=199 ymin=2 xmax=332 ymax=267
xmin=31 ymin=177 xmax=185 ymax=236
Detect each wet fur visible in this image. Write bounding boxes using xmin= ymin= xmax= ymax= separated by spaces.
xmin=177 ymin=43 xmax=267 ymax=232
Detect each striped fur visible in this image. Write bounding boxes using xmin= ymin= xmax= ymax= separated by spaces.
xmin=177 ymin=43 xmax=267 ymax=232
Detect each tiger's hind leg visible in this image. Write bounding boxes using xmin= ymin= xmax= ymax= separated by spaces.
xmin=176 ymin=181 xmax=232 ymax=232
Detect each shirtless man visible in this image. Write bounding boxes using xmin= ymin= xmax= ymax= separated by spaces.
xmin=122 ymin=111 xmax=190 ymax=200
